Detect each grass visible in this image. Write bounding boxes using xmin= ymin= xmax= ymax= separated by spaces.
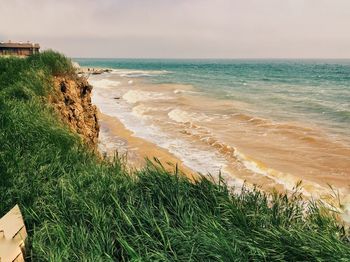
xmin=0 ymin=51 xmax=349 ymax=261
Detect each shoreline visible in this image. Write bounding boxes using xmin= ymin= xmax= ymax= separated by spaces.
xmin=87 ymin=66 xmax=350 ymax=221
xmin=97 ymin=108 xmax=350 ymax=223
xmin=98 ymin=110 xmax=198 ymax=181
xmin=97 ymin=104 xmax=350 ymax=223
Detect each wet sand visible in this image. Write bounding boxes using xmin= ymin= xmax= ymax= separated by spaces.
xmin=98 ymin=110 xmax=197 ymax=181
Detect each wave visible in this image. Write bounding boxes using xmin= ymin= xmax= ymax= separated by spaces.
xmin=232 ymin=150 xmax=304 ymax=193
xmin=89 ymin=79 xmax=121 ymax=89
xmin=229 ymin=112 xmax=328 ymax=143
xmin=94 ymin=97 xmax=235 ymax=183
xmin=168 ymin=109 xmax=194 ymax=123
xmin=173 ymin=89 xmax=200 ymax=95
xmin=111 ymin=69 xmax=170 ymax=78
xmin=123 ymin=90 xmax=170 ymax=104
xmin=176 ymin=121 xmax=334 ymax=196
xmin=168 ymin=109 xmax=212 ymax=123
xmin=132 ymin=104 xmax=158 ymax=119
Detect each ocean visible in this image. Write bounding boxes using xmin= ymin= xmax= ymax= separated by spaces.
xmin=75 ymin=58 xmax=350 ymax=204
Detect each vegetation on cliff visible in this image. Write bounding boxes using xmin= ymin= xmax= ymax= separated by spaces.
xmin=0 ymin=51 xmax=349 ymax=261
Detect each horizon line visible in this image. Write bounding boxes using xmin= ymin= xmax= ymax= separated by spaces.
xmin=71 ymin=57 xmax=350 ymax=60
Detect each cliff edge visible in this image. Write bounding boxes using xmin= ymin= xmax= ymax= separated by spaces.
xmin=48 ymin=76 xmax=99 ymax=148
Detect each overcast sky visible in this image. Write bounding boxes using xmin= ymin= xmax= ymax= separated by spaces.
xmin=1 ymin=0 xmax=350 ymax=58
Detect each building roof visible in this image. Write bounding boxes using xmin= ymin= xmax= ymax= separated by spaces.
xmin=0 ymin=42 xmax=40 ymax=49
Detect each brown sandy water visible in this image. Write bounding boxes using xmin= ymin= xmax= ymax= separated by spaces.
xmin=98 ymin=110 xmax=197 ymax=179
xmin=89 ymin=70 xmax=350 ymax=222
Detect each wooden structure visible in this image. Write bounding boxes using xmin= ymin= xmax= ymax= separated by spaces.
xmin=0 ymin=42 xmax=40 ymax=57
xmin=0 ymin=205 xmax=27 ymax=262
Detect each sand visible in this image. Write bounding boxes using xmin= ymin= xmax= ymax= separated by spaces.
xmin=98 ymin=111 xmax=198 ymax=181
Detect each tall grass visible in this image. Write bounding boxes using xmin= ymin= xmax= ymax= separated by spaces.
xmin=27 ymin=50 xmax=75 ymax=77
xmin=0 ymin=51 xmax=349 ymax=261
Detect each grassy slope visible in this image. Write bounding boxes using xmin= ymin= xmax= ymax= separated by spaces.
xmin=0 ymin=51 xmax=349 ymax=261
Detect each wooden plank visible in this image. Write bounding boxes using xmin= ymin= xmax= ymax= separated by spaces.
xmin=0 ymin=205 xmax=27 ymax=262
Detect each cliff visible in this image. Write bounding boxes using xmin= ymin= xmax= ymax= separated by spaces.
xmin=48 ymin=76 xmax=99 ymax=148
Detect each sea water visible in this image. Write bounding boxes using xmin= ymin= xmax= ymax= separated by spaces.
xmin=75 ymin=58 xmax=350 ymax=207
xmin=77 ymin=59 xmax=350 ymax=136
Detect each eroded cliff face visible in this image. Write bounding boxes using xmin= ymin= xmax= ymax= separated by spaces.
xmin=48 ymin=76 xmax=99 ymax=148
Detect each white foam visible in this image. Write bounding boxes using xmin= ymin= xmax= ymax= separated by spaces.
xmin=98 ymin=128 xmax=128 ymax=157
xmin=123 ymin=90 xmax=147 ymax=104
xmin=111 ymin=69 xmax=169 ymax=78
xmin=168 ymin=109 xmax=193 ymax=123
xmin=233 ymin=149 xmax=304 ymax=191
xmin=123 ymin=90 xmax=166 ymax=104
xmin=232 ymin=148 xmax=338 ymax=198
xmin=341 ymin=201 xmax=350 ymax=224
xmin=90 ymin=79 xmax=121 ymax=89
xmin=168 ymin=109 xmax=212 ymax=123
xmin=132 ymin=104 xmax=157 ymax=119
xmin=173 ymin=89 xmax=200 ymax=95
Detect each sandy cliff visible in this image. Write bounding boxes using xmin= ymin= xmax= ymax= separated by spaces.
xmin=48 ymin=76 xmax=99 ymax=148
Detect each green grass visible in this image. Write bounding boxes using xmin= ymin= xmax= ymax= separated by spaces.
xmin=0 ymin=51 xmax=349 ymax=261
xmin=27 ymin=50 xmax=75 ymax=77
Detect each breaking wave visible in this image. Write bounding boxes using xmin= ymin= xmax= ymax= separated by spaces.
xmin=132 ymin=104 xmax=158 ymax=119
xmin=89 ymin=79 xmax=120 ymax=89
xmin=112 ymin=69 xmax=170 ymax=78
xmin=123 ymin=90 xmax=169 ymax=104
xmin=168 ymin=109 xmax=212 ymax=123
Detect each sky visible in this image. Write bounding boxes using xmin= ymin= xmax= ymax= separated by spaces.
xmin=1 ymin=0 xmax=350 ymax=58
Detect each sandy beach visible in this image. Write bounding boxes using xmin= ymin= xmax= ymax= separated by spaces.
xmin=98 ymin=110 xmax=197 ymax=180
xmin=84 ymin=63 xmax=350 ymax=222
xmin=91 ymin=70 xmax=349 ymax=189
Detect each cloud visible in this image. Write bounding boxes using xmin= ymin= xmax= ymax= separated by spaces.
xmin=1 ymin=0 xmax=350 ymax=58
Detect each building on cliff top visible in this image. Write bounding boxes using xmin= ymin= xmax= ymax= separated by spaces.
xmin=0 ymin=41 xmax=40 ymax=57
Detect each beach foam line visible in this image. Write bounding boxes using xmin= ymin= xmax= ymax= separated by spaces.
xmin=168 ymin=109 xmax=194 ymax=123
xmin=231 ymin=113 xmax=315 ymax=133
xmin=173 ymin=89 xmax=201 ymax=95
xmin=232 ymin=148 xmax=338 ymax=198
xmin=175 ymin=119 xmax=337 ymax=197
xmin=111 ymin=69 xmax=170 ymax=78
xmin=168 ymin=108 xmax=212 ymax=123
xmin=341 ymin=198 xmax=350 ymax=224
xmin=123 ymin=90 xmax=171 ymax=104
xmin=93 ymin=88 xmax=238 ymax=185
xmin=89 ymin=79 xmax=121 ymax=89
xmin=132 ymin=104 xmax=158 ymax=119
xmin=178 ymin=124 xmax=236 ymax=157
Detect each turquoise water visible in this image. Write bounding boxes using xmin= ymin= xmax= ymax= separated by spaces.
xmin=75 ymin=59 xmax=350 ymax=138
